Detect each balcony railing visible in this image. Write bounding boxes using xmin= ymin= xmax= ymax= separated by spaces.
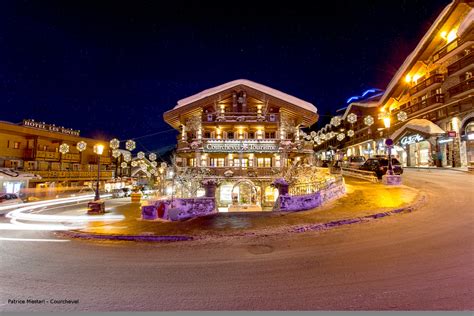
xmin=407 ymin=94 xmax=445 ymax=114
xmin=31 ymin=170 xmax=114 ymax=180
xmin=433 ymin=38 xmax=462 ymax=62
xmin=35 ymin=151 xmax=60 ymax=161
xmin=61 ymin=153 xmax=81 ymax=162
xmin=203 ymin=112 xmax=279 ymax=123
xmin=447 ymin=52 xmax=474 ymax=76
xmin=182 ymin=167 xmax=279 ymax=178
xmin=448 ymin=77 xmax=474 ymax=98
xmin=409 ymin=74 xmax=444 ymax=95
xmin=89 ymin=156 xmax=113 ymax=165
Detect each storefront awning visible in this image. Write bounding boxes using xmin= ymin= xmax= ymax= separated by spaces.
xmin=390 ymin=119 xmax=445 ymax=142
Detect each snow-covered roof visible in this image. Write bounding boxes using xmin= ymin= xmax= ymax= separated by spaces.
xmin=458 ymin=7 xmax=474 ymax=37
xmin=390 ymin=119 xmax=445 ymax=141
xmin=379 ymin=2 xmax=455 ymax=106
xmin=174 ymin=79 xmax=317 ymax=114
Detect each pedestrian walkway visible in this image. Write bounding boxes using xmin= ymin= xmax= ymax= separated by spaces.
xmin=64 ymin=178 xmax=421 ymax=240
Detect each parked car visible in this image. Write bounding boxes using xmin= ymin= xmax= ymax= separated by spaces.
xmin=359 ymin=157 xmax=404 ymax=179
xmin=342 ymin=156 xmax=366 ymax=169
xmin=121 ymin=188 xmax=132 ymax=197
xmin=0 ymin=193 xmax=24 ymax=206
xmin=111 ymin=189 xmax=126 ymax=198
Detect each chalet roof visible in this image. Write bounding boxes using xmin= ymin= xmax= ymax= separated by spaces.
xmin=174 ymin=79 xmax=317 ymax=114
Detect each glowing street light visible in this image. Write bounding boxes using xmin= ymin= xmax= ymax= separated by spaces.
xmin=93 ymin=144 xmax=104 ymax=201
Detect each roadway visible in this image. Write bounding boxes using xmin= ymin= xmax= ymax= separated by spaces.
xmin=0 ymin=169 xmax=472 ymax=311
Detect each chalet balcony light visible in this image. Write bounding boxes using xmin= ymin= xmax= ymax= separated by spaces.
xmin=93 ymin=144 xmax=104 ymax=155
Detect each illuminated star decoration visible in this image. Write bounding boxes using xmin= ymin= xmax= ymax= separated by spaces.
xmin=125 ymin=140 xmax=136 ymax=151
xmin=149 ymin=153 xmax=157 ymax=161
xmin=337 ymin=133 xmax=345 ymax=141
xmin=123 ymin=152 xmax=132 ymax=162
xmin=131 ymin=161 xmax=138 ymax=167
xmin=364 ymin=115 xmax=374 ymax=126
xmin=397 ymin=111 xmax=408 ymax=122
xmin=109 ymin=138 xmax=120 ymax=150
xmin=112 ymin=149 xmax=121 ymax=158
xmin=347 ymin=113 xmax=357 ymax=124
xmin=330 ymin=116 xmax=342 ymax=127
xmin=59 ymin=143 xmax=70 ymax=154
xmin=120 ymin=162 xmax=128 ymax=168
xmin=76 ymin=141 xmax=87 ymax=152
xmin=137 ymin=151 xmax=145 ymax=159
xmin=347 ymin=130 xmax=355 ymax=137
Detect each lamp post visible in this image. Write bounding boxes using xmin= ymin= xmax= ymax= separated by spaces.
xmin=383 ymin=116 xmax=394 ymax=175
xmin=93 ymin=144 xmax=104 ymax=201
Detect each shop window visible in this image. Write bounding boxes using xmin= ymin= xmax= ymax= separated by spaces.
xmin=204 ymin=131 xmax=211 ymax=138
xmin=265 ymin=132 xmax=276 ymax=139
xmin=248 ymin=132 xmax=255 ymax=139
xmin=227 ymin=132 xmax=234 ymax=139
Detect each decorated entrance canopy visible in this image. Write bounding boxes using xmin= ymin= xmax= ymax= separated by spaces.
xmin=390 ymin=119 xmax=445 ymax=143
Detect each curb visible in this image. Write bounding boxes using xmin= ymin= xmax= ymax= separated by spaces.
xmin=58 ymin=192 xmax=427 ymax=242
xmin=57 ymin=231 xmax=193 ymax=242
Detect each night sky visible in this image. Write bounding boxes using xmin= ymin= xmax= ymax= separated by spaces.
xmin=0 ymin=0 xmax=450 ymax=152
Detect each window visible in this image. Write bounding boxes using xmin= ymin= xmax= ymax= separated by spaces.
xmin=265 ymin=132 xmax=275 ymax=139
xmin=204 ymin=131 xmax=211 ymax=138
xmin=227 ymin=132 xmax=234 ymax=139
xmin=257 ymin=158 xmax=272 ymax=167
xmin=248 ymin=132 xmax=255 ymax=139
xmin=233 ymin=158 xmax=248 ymax=167
xmin=210 ymin=158 xmax=225 ymax=167
xmin=42 ymin=145 xmax=48 ymax=151
xmin=188 ymin=158 xmax=196 ymax=167
xmin=13 ymin=142 xmax=20 ymax=149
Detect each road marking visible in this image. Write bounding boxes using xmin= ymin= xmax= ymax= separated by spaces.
xmin=0 ymin=237 xmax=69 ymax=242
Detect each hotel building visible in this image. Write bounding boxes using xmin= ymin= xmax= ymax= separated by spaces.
xmin=0 ymin=120 xmax=115 ymax=194
xmin=315 ymin=0 xmax=474 ymax=168
xmin=164 ymin=79 xmax=318 ymax=210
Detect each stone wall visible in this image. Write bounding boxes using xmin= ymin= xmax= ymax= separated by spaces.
xmin=142 ymin=197 xmax=217 ymax=221
xmin=274 ymin=180 xmax=346 ymax=212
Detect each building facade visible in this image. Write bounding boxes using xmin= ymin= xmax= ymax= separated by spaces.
xmin=315 ymin=0 xmax=474 ymax=169
xmin=164 ymin=79 xmax=318 ymax=211
xmin=0 ymin=120 xmax=115 ymax=194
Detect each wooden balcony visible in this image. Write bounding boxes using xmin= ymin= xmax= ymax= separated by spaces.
xmin=433 ymin=38 xmax=462 ymax=62
xmin=202 ymin=112 xmax=279 ymax=123
xmin=35 ymin=150 xmax=60 ymax=161
xmin=406 ymin=94 xmax=445 ymax=114
xmin=409 ymin=74 xmax=444 ymax=96
xmin=447 ymin=52 xmax=474 ymax=76
xmin=448 ymin=77 xmax=474 ymax=98
xmin=31 ymin=170 xmax=114 ymax=181
xmin=89 ymin=156 xmax=113 ymax=165
xmin=185 ymin=167 xmax=279 ymax=178
xmin=61 ymin=153 xmax=81 ymax=162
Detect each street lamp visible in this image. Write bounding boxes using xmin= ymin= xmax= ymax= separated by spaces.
xmin=383 ymin=116 xmax=394 ymax=175
xmin=93 ymin=144 xmax=104 ymax=201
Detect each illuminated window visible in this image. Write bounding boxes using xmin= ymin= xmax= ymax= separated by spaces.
xmin=257 ymin=158 xmax=271 ymax=167
xmin=210 ymin=158 xmax=225 ymax=167
xmin=13 ymin=142 xmax=20 ymax=149
xmin=188 ymin=158 xmax=196 ymax=167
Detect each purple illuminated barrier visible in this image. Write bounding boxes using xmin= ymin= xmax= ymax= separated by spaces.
xmin=141 ymin=197 xmax=216 ymax=221
xmin=274 ymin=182 xmax=346 ymax=212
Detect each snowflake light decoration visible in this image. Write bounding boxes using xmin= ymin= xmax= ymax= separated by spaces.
xmin=59 ymin=143 xmax=69 ymax=154
xmin=337 ymin=133 xmax=345 ymax=141
xmin=125 ymin=140 xmax=136 ymax=151
xmin=347 ymin=113 xmax=357 ymax=124
xmin=320 ymin=133 xmax=326 ymax=140
xmin=123 ymin=152 xmax=131 ymax=162
xmin=112 ymin=149 xmax=121 ymax=158
xmin=120 ymin=162 xmax=128 ymax=168
xmin=76 ymin=141 xmax=87 ymax=152
xmin=137 ymin=151 xmax=145 ymax=159
xmin=150 ymin=169 xmax=156 ymax=175
xmin=140 ymin=164 xmax=147 ymax=171
xmin=330 ymin=116 xmax=342 ymax=127
xmin=364 ymin=115 xmax=374 ymax=126
xmin=131 ymin=161 xmax=138 ymax=167
xmin=397 ymin=111 xmax=408 ymax=122
xmin=149 ymin=153 xmax=157 ymax=161
xmin=160 ymin=162 xmax=167 ymax=169
xmin=109 ymin=138 xmax=120 ymax=150
xmin=310 ymin=131 xmax=316 ymax=137
xmin=151 ymin=161 xmax=157 ymax=167
xmin=347 ymin=130 xmax=355 ymax=137
xmin=329 ymin=132 xmax=335 ymax=139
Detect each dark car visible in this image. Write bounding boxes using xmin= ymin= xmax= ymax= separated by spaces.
xmin=342 ymin=156 xmax=366 ymax=169
xmin=359 ymin=157 xmax=403 ymax=179
xmin=121 ymin=188 xmax=131 ymax=197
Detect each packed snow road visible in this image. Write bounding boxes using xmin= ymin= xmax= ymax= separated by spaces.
xmin=0 ymin=169 xmax=472 ymax=311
